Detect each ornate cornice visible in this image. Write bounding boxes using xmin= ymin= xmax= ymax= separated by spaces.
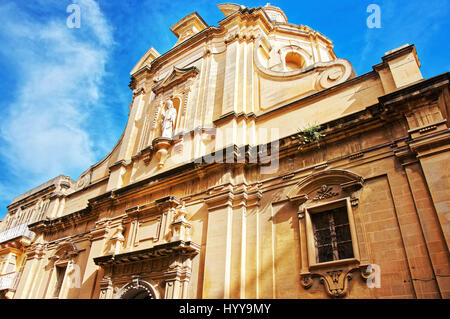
xmin=204 ymin=182 xmax=262 ymax=210
xmin=93 ymin=240 xmax=200 ymax=266
xmin=125 ymin=196 xmax=180 ymax=220
xmin=28 ymin=207 xmax=97 ymax=234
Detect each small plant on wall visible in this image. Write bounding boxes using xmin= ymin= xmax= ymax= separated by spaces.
xmin=291 ymin=123 xmax=326 ymax=150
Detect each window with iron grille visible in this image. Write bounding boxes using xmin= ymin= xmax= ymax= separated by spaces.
xmin=311 ymin=206 xmax=354 ymax=263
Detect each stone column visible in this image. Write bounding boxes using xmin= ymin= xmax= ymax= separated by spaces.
xmin=202 ymin=181 xmax=261 ymax=299
xmin=203 ymin=188 xmax=234 ymax=298
xmin=397 ymin=151 xmax=450 ymax=298
xmin=14 ymin=244 xmax=45 ymax=298
xmin=78 ymin=226 xmax=108 ymax=298
xmin=222 ymin=38 xmax=240 ymax=115
xmin=407 ymin=113 xmax=450 ymax=251
xmin=99 ymin=275 xmax=113 ymax=299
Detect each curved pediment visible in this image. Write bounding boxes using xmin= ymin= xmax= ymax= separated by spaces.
xmin=51 ymin=240 xmax=79 ymax=263
xmin=286 ymin=169 xmax=364 ymax=205
xmin=152 ymin=66 xmax=199 ymax=95
xmin=217 ymin=3 xmax=243 ymax=17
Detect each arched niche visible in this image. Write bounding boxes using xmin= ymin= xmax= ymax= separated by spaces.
xmin=171 ymin=96 xmax=182 ymax=133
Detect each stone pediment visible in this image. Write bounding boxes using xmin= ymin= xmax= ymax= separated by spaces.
xmin=152 ymin=66 xmax=199 ymax=95
xmin=130 ymin=47 xmax=161 ymax=76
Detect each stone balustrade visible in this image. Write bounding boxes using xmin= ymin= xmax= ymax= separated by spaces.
xmin=0 ymin=223 xmax=35 ymax=244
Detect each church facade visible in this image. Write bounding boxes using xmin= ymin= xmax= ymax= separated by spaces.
xmin=0 ymin=4 xmax=449 ymax=299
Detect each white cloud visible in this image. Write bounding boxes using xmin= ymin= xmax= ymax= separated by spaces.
xmin=0 ymin=0 xmax=114 ymax=189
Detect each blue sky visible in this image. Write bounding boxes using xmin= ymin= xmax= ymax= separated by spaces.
xmin=0 ymin=0 xmax=448 ymax=218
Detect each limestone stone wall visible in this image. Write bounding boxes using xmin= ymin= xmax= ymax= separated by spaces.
xmin=3 ymin=4 xmax=449 ymax=299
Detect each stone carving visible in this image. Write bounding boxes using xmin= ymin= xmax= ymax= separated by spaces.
xmin=152 ymin=137 xmax=173 ymax=168
xmin=76 ymin=174 xmax=90 ymax=190
xmin=316 ymin=63 xmax=350 ymax=89
xmin=116 ymin=279 xmax=156 ymax=299
xmin=319 ymin=270 xmax=352 ymax=298
xmin=313 ymin=185 xmax=339 ymax=201
xmin=300 ymin=273 xmax=313 ymax=289
xmin=170 ymin=202 xmax=192 ymax=242
xmin=161 ymin=100 xmax=177 ymax=138
xmin=102 ymin=224 xmax=125 ymax=255
xmin=110 ymin=225 xmax=125 ymax=255
xmin=49 ymin=241 xmax=79 ymax=266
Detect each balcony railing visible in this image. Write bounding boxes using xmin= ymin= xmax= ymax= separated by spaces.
xmin=0 ymin=272 xmax=16 ymax=291
xmin=0 ymin=223 xmax=35 ymax=244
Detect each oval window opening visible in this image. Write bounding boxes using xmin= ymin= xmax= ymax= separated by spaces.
xmin=285 ymin=52 xmax=305 ymax=71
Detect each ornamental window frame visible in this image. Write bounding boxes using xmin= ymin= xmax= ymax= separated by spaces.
xmin=285 ymin=169 xmax=371 ymax=297
xmin=45 ymin=240 xmax=80 ymax=299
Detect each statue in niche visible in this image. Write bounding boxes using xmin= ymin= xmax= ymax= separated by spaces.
xmin=161 ymin=99 xmax=177 ymax=138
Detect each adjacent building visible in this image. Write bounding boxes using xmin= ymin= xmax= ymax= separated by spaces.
xmin=1 ymin=3 xmax=449 ymax=299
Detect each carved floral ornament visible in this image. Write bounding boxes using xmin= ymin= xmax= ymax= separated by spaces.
xmin=285 ymin=169 xmax=371 ymax=298
xmin=312 ymin=185 xmax=339 ymax=201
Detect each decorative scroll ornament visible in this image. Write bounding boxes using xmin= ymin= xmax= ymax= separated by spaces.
xmin=315 ymin=63 xmax=350 ymax=89
xmin=252 ymin=35 xmax=356 ymax=111
xmin=253 ymin=35 xmax=355 ymax=84
xmin=76 ymin=174 xmax=90 ymax=190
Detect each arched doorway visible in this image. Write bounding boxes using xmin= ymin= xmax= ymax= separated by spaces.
xmin=116 ymin=280 xmax=158 ymax=299
xmin=121 ymin=287 xmax=154 ymax=299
